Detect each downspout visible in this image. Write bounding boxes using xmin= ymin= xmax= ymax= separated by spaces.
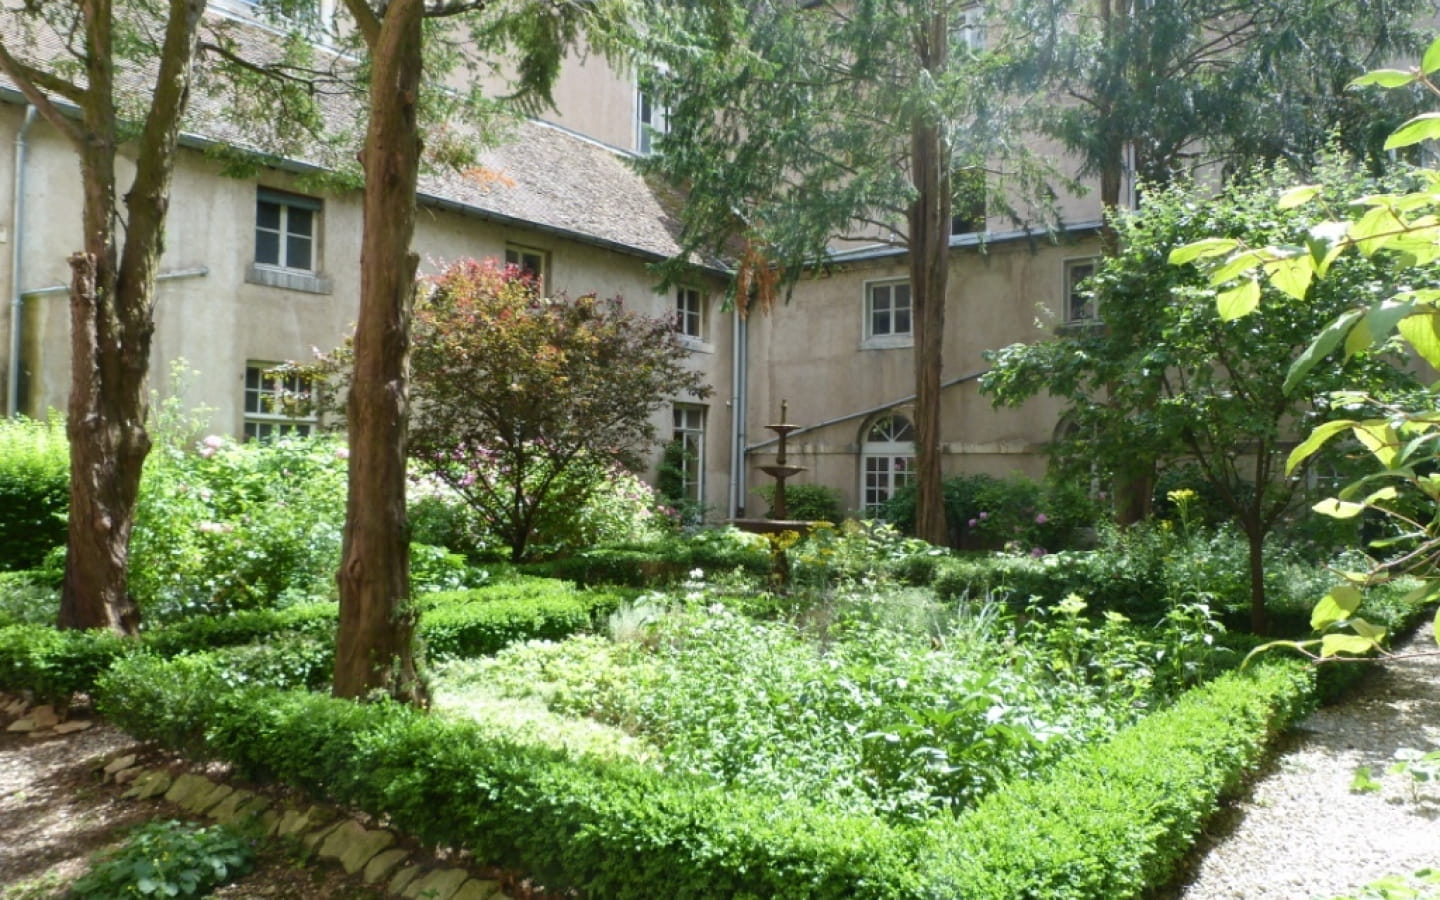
xmin=7 ymin=104 xmax=36 ymax=417
xmin=727 ymin=312 xmax=747 ymax=518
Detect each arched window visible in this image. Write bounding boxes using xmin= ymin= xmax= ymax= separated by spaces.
xmin=861 ymin=413 xmax=916 ymax=516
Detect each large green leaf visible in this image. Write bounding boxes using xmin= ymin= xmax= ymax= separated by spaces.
xmin=1353 ymin=421 xmax=1401 ymax=468
xmin=1313 ymin=497 xmax=1365 ymax=519
xmin=1284 ymin=308 xmax=1366 ymax=394
xmin=1276 ymin=184 xmax=1321 ymax=209
xmin=1216 ymin=279 xmax=1261 ymax=321
xmin=1320 ymin=633 xmax=1381 ymax=657
xmin=1397 ymin=312 xmax=1440 ymax=369
xmin=1168 ymin=238 xmax=1239 ymax=266
xmin=1384 ymin=113 xmax=1440 ymax=150
xmin=1346 ymin=300 xmax=1415 ymax=358
xmin=1424 ymin=35 xmax=1440 ymax=74
xmin=1287 ymin=418 xmax=1355 ymax=474
xmin=1266 ymin=253 xmax=1314 ymax=301
xmin=1349 ymin=69 xmax=1420 ymax=88
xmin=1311 ymin=584 xmax=1364 ymax=631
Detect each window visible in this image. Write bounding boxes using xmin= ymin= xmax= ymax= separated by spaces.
xmin=637 ymin=90 xmax=669 ymax=155
xmin=672 ymin=404 xmax=706 ymax=503
xmin=505 ymin=244 xmax=549 ymax=286
xmin=953 ymin=3 xmax=986 ymax=55
xmin=865 ymin=279 xmax=913 ymax=345
xmin=255 ymin=189 xmax=319 ymax=272
xmin=861 ymin=414 xmax=916 ymax=517
xmin=243 ymin=363 xmax=317 ymax=442
xmin=1065 ymin=258 xmax=1099 ymax=322
xmin=675 ymin=286 xmax=705 ymax=340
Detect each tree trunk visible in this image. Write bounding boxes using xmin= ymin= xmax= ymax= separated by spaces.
xmin=907 ymin=7 xmax=952 ymax=548
xmin=1245 ymin=519 xmax=1268 ymax=636
xmin=334 ymin=0 xmax=425 ymax=703
xmin=59 ymin=251 xmax=145 ymax=634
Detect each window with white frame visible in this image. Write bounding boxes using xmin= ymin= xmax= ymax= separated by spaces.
xmin=243 ymin=363 xmax=318 ymax=442
xmin=255 ymin=189 xmax=319 ymax=272
xmin=675 ymin=286 xmax=705 ymax=340
xmin=953 ymin=3 xmax=986 ymax=55
xmin=637 ymin=89 xmax=669 ymax=155
xmin=672 ymin=404 xmax=706 ymax=503
xmin=504 ymin=244 xmax=549 ymax=286
xmin=865 ymin=279 xmax=913 ymax=344
xmin=861 ymin=414 xmax=916 ymax=516
xmin=1065 ymin=258 xmax=1099 ymax=323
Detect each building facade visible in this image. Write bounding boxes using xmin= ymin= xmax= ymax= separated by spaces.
xmin=0 ymin=4 xmax=1110 ymax=528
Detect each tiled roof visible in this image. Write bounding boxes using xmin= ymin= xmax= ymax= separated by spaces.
xmin=0 ymin=6 xmax=695 ymax=265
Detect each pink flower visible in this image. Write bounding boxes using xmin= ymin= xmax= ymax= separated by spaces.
xmin=967 ymin=518 xmax=978 ymax=528
xmin=197 ymin=446 xmax=215 ymax=459
xmin=334 ymin=447 xmax=350 ymax=460
xmin=1035 ymin=513 xmax=1049 ymax=525
xmin=203 ymin=434 xmax=224 ymax=449
xmin=1030 ymin=546 xmax=1047 ymax=557
xmin=978 ymin=511 xmax=988 ymax=520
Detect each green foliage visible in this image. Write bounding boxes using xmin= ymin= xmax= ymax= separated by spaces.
xmin=403 ymin=260 xmax=709 ymax=562
xmin=1329 ymin=869 xmax=1440 ymax=900
xmin=417 ymin=582 xmax=626 ymax=660
xmin=0 ymin=571 xmax=60 ymax=628
xmin=524 ymin=529 xmax=773 ymax=588
xmin=129 ymin=434 xmax=349 ymax=622
xmin=0 ymin=416 xmax=68 ymax=572
xmin=756 ymin=483 xmax=844 ymax=523
xmin=0 ymin=625 xmax=133 ymax=705
xmin=95 ymin=653 xmax=922 ymax=900
xmin=69 ymin=819 xmax=254 ymax=899
xmin=986 ymin=167 xmax=1428 ymax=629
xmin=925 ymin=661 xmax=1317 ymax=899
xmin=885 ymin=473 xmax=1102 ymax=551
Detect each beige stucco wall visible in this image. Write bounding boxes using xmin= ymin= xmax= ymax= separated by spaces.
xmin=742 ymin=237 xmax=1098 ymax=517
xmin=0 ymin=102 xmax=735 ymax=518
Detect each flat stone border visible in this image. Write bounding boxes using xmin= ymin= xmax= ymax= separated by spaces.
xmin=0 ymin=690 xmax=513 ymax=900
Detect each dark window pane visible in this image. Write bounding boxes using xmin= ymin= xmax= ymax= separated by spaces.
xmin=255 ymin=231 xmax=279 ymax=266
xmin=256 ymin=200 xmax=281 ymax=230
xmin=286 ymin=234 xmax=312 ymax=270
xmin=288 ymin=207 xmax=313 ymax=237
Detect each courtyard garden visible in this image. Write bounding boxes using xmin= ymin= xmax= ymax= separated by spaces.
xmin=1 ymin=408 xmax=1434 ymax=898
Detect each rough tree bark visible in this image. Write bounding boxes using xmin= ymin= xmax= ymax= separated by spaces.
xmin=32 ymin=0 xmax=205 ymax=632
xmin=907 ymin=7 xmax=953 ymax=548
xmin=333 ymin=0 xmax=425 ymax=702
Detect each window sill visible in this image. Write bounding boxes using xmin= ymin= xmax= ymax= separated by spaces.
xmin=678 ymin=336 xmax=714 ymax=354
xmin=246 ymin=264 xmax=333 ymax=295
xmin=860 ymin=335 xmax=914 ymax=351
xmin=1055 ymin=319 xmax=1104 ymax=337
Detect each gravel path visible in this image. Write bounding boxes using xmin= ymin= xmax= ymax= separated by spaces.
xmin=1168 ymin=625 xmax=1440 ymax=900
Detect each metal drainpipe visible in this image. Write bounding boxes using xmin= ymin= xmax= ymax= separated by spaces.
xmin=7 ymin=104 xmax=36 ymax=418
xmin=727 ymin=313 xmax=748 ymax=519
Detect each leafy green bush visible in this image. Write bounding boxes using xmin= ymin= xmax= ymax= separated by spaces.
xmin=924 ymin=661 xmax=1316 ymax=899
xmin=418 ymin=582 xmax=627 ymax=659
xmin=884 ymin=473 xmax=1102 ymax=551
xmin=525 ymin=530 xmax=772 ymax=588
xmin=0 ymin=624 xmax=132 ymax=704
xmin=0 ymin=416 xmax=68 ymax=572
xmin=129 ymin=434 xmax=349 ymax=621
xmin=69 ymin=819 xmax=255 ymax=899
xmin=95 ymin=653 xmax=921 ymax=900
xmin=756 ymin=482 xmax=845 ymax=522
xmin=0 ymin=571 xmax=59 ymax=627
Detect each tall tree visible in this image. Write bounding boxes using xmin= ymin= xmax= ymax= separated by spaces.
xmin=0 ymin=0 xmax=210 ymax=633
xmin=982 ymin=170 xmax=1427 ymax=634
xmin=330 ymin=0 xmax=623 ymax=700
xmin=635 ymin=0 xmax=1049 ymax=546
xmin=1011 ymin=0 xmax=1425 ymax=522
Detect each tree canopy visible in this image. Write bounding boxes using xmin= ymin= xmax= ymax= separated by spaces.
xmin=983 ymin=167 xmax=1430 ymax=633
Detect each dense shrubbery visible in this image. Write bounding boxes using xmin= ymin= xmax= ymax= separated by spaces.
xmin=884 ymin=472 xmax=1102 ymax=550
xmin=756 ymin=482 xmax=845 ymax=522
xmin=0 ymin=415 xmax=68 ymax=571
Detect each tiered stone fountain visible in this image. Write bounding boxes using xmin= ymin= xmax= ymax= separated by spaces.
xmin=732 ymin=400 xmax=816 ymax=535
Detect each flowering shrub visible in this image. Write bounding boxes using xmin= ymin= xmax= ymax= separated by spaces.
xmin=129 ymin=435 xmax=349 ymax=622
xmin=885 ymin=473 xmax=1102 ymax=551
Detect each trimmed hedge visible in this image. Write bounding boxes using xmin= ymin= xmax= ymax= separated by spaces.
xmin=0 ymin=578 xmax=623 ymax=701
xmin=524 ymin=542 xmax=771 ymax=588
xmin=95 ymin=652 xmax=922 ymax=900
xmin=922 ymin=660 xmax=1317 ymax=899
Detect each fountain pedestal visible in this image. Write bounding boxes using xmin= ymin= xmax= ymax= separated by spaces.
xmin=732 ymin=401 xmax=816 ymax=535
